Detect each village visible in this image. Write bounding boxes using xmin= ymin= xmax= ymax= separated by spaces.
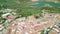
xmin=0 ymin=9 xmax=59 ymax=34
xmin=0 ymin=0 xmax=60 ymax=34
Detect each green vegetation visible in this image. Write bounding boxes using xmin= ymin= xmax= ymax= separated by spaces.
xmin=15 ymin=7 xmax=60 ymax=17
xmin=0 ymin=17 xmax=6 ymax=24
xmin=0 ymin=0 xmax=60 ymax=14
xmin=41 ymin=7 xmax=60 ymax=13
xmin=16 ymin=8 xmax=42 ymax=17
xmin=0 ymin=0 xmax=30 ymax=9
xmin=0 ymin=12 xmax=3 ymax=17
xmin=0 ymin=0 xmax=60 ymax=24
xmin=0 ymin=0 xmax=60 ymax=33
xmin=40 ymin=30 xmax=45 ymax=34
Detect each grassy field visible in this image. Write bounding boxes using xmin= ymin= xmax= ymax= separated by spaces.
xmin=16 ymin=7 xmax=60 ymax=17
xmin=0 ymin=0 xmax=60 ymax=17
